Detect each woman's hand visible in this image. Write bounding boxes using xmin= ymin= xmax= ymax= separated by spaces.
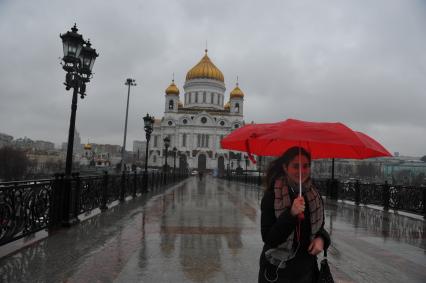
xmin=290 ymin=196 xmax=305 ymax=216
xmin=308 ymin=237 xmax=324 ymax=255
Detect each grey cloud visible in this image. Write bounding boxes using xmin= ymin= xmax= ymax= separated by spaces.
xmin=0 ymin=0 xmax=425 ymax=156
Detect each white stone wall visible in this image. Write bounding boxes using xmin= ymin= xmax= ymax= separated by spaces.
xmin=183 ymin=79 xmax=226 ymax=109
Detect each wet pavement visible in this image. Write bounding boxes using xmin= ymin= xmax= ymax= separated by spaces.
xmin=0 ymin=176 xmax=425 ymax=283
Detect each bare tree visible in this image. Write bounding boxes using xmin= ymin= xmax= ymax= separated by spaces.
xmin=0 ymin=146 xmax=30 ymax=181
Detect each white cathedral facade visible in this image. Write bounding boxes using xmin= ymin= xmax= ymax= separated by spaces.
xmin=149 ymin=50 xmax=254 ymax=173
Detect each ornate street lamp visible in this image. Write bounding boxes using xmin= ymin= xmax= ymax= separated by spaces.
xmin=163 ymin=136 xmax=170 ymax=172
xmin=60 ymin=24 xmax=98 ymax=226
xmin=173 ymin=147 xmax=177 ymax=174
xmin=143 ymin=113 xmax=155 ymax=190
xmin=121 ymin=78 xmax=137 ymax=172
xmin=61 ymin=24 xmax=98 ymax=176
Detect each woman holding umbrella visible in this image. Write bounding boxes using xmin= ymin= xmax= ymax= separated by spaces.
xmin=259 ymin=147 xmax=330 ymax=283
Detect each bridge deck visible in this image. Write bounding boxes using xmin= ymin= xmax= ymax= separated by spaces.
xmin=0 ymin=176 xmax=425 ymax=282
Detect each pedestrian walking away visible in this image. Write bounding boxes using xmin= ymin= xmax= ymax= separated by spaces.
xmin=198 ymin=170 xmax=203 ymax=181
xmin=258 ymin=147 xmax=330 ymax=283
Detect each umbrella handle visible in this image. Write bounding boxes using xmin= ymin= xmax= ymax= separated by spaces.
xmin=298 ymin=213 xmax=304 ymax=221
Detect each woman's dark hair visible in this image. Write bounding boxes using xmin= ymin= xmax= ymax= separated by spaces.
xmin=264 ymin=147 xmax=311 ymax=191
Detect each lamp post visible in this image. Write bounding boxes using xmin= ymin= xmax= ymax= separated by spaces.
xmin=228 ymin=151 xmax=231 ymax=177
xmin=121 ymin=78 xmax=136 ymax=172
xmin=143 ymin=113 xmax=155 ymax=190
xmin=244 ymin=155 xmax=249 ymax=183
xmin=173 ymin=147 xmax=177 ymax=174
xmin=60 ymin=24 xmax=98 ymax=226
xmin=163 ymin=136 xmax=170 ymax=172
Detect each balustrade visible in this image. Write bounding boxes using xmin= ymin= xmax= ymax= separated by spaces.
xmin=0 ymin=171 xmax=188 ymax=246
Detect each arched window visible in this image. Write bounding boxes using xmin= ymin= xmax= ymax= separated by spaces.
xmin=235 ymin=103 xmax=240 ymax=113
xmin=169 ymin=100 xmax=174 ymax=110
xmin=195 ymin=92 xmax=198 ymax=103
xmin=182 ymin=133 xmax=187 ymax=147
xmin=203 ymin=92 xmax=206 ymax=102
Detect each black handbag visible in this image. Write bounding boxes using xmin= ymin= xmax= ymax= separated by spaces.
xmin=318 ymin=249 xmax=334 ymax=283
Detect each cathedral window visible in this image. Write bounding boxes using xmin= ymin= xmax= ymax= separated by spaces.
xmin=168 ymin=121 xmax=173 ymax=126
xmin=197 ymin=134 xmax=209 ymax=148
xmin=153 ymin=155 xmax=157 ymax=163
xmin=195 ymin=92 xmax=198 ymax=103
xmin=182 ymin=134 xmax=187 ymax=147
xmin=220 ymin=121 xmax=225 ymax=126
xmin=203 ymin=92 xmax=206 ymax=102
xmin=235 ymin=103 xmax=240 ymax=113
xmin=189 ymin=93 xmax=192 ymax=103
xmin=210 ymin=93 xmax=214 ymax=104
xmin=154 ymin=136 xmax=158 ymax=147
xmin=201 ymin=117 xmax=207 ymax=124
xmin=234 ymin=124 xmax=239 ymax=129
xmin=169 ymin=100 xmax=174 ymax=110
xmin=183 ymin=119 xmax=187 ymax=124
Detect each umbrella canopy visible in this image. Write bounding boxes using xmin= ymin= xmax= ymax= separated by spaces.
xmin=221 ymin=118 xmax=392 ymax=159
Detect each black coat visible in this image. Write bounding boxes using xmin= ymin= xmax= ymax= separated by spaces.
xmin=258 ymin=188 xmax=330 ymax=283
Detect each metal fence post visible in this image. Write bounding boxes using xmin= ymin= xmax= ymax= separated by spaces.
xmin=423 ymin=187 xmax=426 ymax=219
xmin=383 ymin=181 xmax=390 ymax=211
xmin=72 ymin=172 xmax=81 ymax=221
xmin=120 ymin=171 xmax=125 ymax=202
xmin=49 ymin=173 xmax=64 ymax=228
xmin=100 ymin=171 xmax=108 ymax=211
xmin=133 ymin=171 xmax=137 ymax=198
xmin=355 ymin=180 xmax=360 ymax=205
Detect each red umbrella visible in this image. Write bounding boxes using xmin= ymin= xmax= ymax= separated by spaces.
xmin=221 ymin=118 xmax=391 ymax=198
xmin=221 ymin=119 xmax=391 ymax=159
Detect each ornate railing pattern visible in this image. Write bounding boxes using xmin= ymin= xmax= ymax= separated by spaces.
xmin=221 ymin=174 xmax=426 ymax=217
xmin=0 ymin=180 xmax=52 ymax=245
xmin=0 ymin=171 xmax=188 ymax=246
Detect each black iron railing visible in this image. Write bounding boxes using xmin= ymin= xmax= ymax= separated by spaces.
xmin=220 ymin=173 xmax=426 ymax=217
xmin=0 ymin=171 xmax=188 ymax=246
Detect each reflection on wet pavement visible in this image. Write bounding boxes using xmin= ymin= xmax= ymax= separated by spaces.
xmin=0 ymin=176 xmax=425 ymax=283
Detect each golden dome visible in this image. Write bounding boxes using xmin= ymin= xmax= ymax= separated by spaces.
xmin=224 ymin=101 xmax=230 ymax=110
xmin=165 ymin=80 xmax=180 ymax=95
xmin=178 ymin=100 xmax=183 ymax=108
xmin=185 ymin=50 xmax=224 ymax=82
xmin=230 ymin=83 xmax=244 ymax=98
xmin=84 ymin=143 xmax=92 ymax=150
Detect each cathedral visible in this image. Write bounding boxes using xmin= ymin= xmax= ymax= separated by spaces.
xmin=149 ymin=50 xmax=253 ymax=173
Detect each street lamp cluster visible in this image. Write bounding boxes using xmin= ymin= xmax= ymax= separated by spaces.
xmin=60 ymin=24 xmax=98 ymax=226
xmin=143 ymin=113 xmax=155 ymax=188
xmin=60 ymin=24 xmax=180 ymax=196
xmin=60 ymin=24 xmax=98 ymax=176
xmin=163 ymin=136 xmax=170 ymax=172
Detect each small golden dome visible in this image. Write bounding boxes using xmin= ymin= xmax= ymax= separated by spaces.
xmin=230 ymin=83 xmax=244 ymax=98
xmin=178 ymin=100 xmax=183 ymax=108
xmin=224 ymin=101 xmax=230 ymax=110
xmin=84 ymin=143 xmax=92 ymax=150
xmin=185 ymin=50 xmax=224 ymax=82
xmin=165 ymin=80 xmax=180 ymax=95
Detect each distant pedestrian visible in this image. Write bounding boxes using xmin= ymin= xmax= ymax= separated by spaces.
xmin=258 ymin=147 xmax=330 ymax=283
xmin=199 ymin=170 xmax=203 ymax=181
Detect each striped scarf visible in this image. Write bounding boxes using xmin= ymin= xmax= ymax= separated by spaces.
xmin=265 ymin=176 xmax=324 ymax=269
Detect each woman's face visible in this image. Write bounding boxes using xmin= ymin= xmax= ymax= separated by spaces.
xmin=283 ymin=154 xmax=311 ymax=184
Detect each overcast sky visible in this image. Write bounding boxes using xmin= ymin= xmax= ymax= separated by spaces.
xmin=0 ymin=0 xmax=425 ymax=156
